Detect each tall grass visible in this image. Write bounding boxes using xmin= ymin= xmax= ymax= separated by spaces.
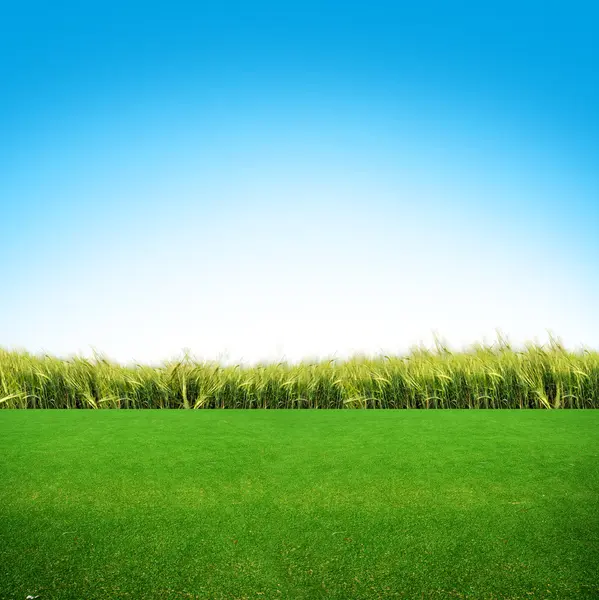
xmin=1 ymin=336 xmax=598 ymax=409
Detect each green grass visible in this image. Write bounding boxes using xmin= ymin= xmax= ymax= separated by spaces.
xmin=1 ymin=411 xmax=598 ymax=599
xmin=2 ymin=335 xmax=599 ymax=409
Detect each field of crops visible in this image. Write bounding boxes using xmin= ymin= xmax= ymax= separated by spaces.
xmin=2 ymin=336 xmax=598 ymax=409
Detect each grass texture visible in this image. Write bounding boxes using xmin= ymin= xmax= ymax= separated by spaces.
xmin=1 ymin=336 xmax=599 ymax=409
xmin=1 ymin=410 xmax=598 ymax=599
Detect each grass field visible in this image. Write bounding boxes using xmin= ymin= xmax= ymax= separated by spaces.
xmin=1 ymin=411 xmax=598 ymax=599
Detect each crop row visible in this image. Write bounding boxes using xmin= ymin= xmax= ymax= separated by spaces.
xmin=1 ymin=338 xmax=598 ymax=409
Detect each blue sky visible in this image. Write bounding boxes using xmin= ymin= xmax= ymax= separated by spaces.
xmin=1 ymin=1 xmax=598 ymax=365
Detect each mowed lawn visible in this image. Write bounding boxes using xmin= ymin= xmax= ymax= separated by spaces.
xmin=1 ymin=411 xmax=598 ymax=600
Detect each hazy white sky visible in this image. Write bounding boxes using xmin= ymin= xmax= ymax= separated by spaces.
xmin=3 ymin=167 xmax=597 ymax=365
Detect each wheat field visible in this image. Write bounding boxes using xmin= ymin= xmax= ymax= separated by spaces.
xmin=1 ymin=335 xmax=598 ymax=409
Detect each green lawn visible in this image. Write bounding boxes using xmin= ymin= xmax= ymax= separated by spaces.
xmin=1 ymin=411 xmax=598 ymax=599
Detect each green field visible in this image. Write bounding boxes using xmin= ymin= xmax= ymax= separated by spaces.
xmin=1 ymin=411 xmax=598 ymax=599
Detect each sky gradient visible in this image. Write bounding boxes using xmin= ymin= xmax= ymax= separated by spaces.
xmin=2 ymin=1 xmax=598 ymax=365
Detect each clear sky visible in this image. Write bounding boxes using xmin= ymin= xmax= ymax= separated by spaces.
xmin=1 ymin=1 xmax=598 ymax=365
